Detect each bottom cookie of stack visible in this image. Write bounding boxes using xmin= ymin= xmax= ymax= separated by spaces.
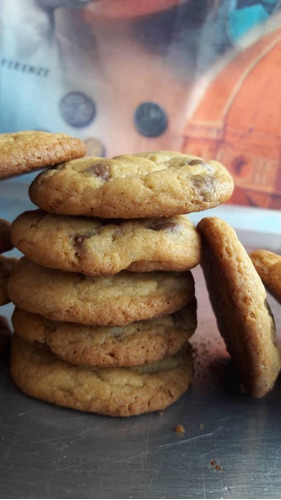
xmin=11 ymin=335 xmax=193 ymax=417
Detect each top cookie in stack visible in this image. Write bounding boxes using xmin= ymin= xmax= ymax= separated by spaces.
xmin=28 ymin=151 xmax=234 ymax=218
xmin=9 ymin=149 xmax=234 ymax=417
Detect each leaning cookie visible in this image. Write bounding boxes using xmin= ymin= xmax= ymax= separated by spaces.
xmin=0 ymin=131 xmax=86 ymax=178
xmin=11 ymin=211 xmax=201 ymax=274
xmin=0 ymin=256 xmax=18 ymax=305
xmin=12 ymin=300 xmax=196 ymax=367
xmin=8 ymin=258 xmax=194 ymax=326
xmin=0 ymin=218 xmax=12 ymax=254
xmin=29 ymin=151 xmax=234 ymax=218
xmin=250 ymin=250 xmax=281 ymax=304
xmin=197 ymin=217 xmax=281 ymax=398
xmin=11 ymin=336 xmax=193 ymax=417
xmin=0 ymin=316 xmax=11 ymax=355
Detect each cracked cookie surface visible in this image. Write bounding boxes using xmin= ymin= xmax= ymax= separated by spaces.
xmin=0 ymin=131 xmax=86 ymax=178
xmin=11 ymin=335 xmax=193 ymax=416
xmin=11 ymin=210 xmax=201 ymax=274
xmin=29 ymin=151 xmax=234 ymax=218
xmin=8 ymin=258 xmax=195 ymax=326
xmin=197 ymin=217 xmax=281 ymax=398
xmin=12 ymin=300 xmax=196 ymax=367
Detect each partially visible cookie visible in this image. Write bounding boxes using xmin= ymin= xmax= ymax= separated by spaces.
xmin=250 ymin=250 xmax=281 ymax=304
xmin=11 ymin=210 xmax=201 ymax=274
xmin=0 ymin=218 xmax=12 ymax=254
xmin=0 ymin=316 xmax=11 ymax=355
xmin=0 ymin=131 xmax=86 ymax=178
xmin=0 ymin=256 xmax=18 ymax=305
xmin=12 ymin=300 xmax=197 ymax=367
xmin=8 ymin=258 xmax=195 ymax=326
xmin=11 ymin=335 xmax=193 ymax=416
xmin=197 ymin=217 xmax=281 ymax=398
xmin=29 ymin=151 xmax=234 ymax=218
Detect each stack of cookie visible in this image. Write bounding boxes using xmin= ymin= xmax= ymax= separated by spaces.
xmin=0 ymin=131 xmax=86 ymax=355
xmin=8 ymin=151 xmax=234 ymax=417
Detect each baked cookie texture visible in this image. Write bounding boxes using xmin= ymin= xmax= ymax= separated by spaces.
xmin=12 ymin=300 xmax=196 ymax=367
xmin=0 ymin=218 xmax=12 ymax=254
xmin=8 ymin=258 xmax=195 ymax=326
xmin=11 ymin=335 xmax=193 ymax=417
xmin=0 ymin=256 xmax=18 ymax=305
xmin=250 ymin=250 xmax=281 ymax=304
xmin=11 ymin=210 xmax=201 ymax=275
xmin=197 ymin=217 xmax=281 ymax=398
xmin=29 ymin=151 xmax=234 ymax=218
xmin=0 ymin=131 xmax=86 ymax=178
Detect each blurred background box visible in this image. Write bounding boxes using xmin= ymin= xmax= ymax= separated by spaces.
xmin=1 ymin=0 xmax=281 ymax=209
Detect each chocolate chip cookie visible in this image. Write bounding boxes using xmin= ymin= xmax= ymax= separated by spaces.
xmin=8 ymin=258 xmax=195 ymax=326
xmin=11 ymin=210 xmax=201 ymax=274
xmin=197 ymin=217 xmax=281 ymax=398
xmin=12 ymin=300 xmax=196 ymax=367
xmin=0 ymin=131 xmax=86 ymax=178
xmin=250 ymin=250 xmax=281 ymax=304
xmin=29 ymin=151 xmax=234 ymax=218
xmin=11 ymin=335 xmax=193 ymax=416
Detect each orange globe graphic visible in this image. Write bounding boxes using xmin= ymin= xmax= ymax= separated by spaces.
xmin=182 ymin=27 xmax=281 ymax=209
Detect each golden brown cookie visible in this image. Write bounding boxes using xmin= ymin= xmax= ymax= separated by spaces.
xmin=197 ymin=217 xmax=281 ymax=398
xmin=0 ymin=218 xmax=12 ymax=254
xmin=11 ymin=210 xmax=201 ymax=274
xmin=0 ymin=131 xmax=86 ymax=178
xmin=29 ymin=151 xmax=234 ymax=218
xmin=0 ymin=316 xmax=11 ymax=355
xmin=250 ymin=250 xmax=281 ymax=304
xmin=12 ymin=300 xmax=196 ymax=367
xmin=0 ymin=256 xmax=18 ymax=305
xmin=11 ymin=335 xmax=193 ymax=417
xmin=8 ymin=258 xmax=195 ymax=326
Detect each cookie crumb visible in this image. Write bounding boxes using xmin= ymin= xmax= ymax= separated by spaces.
xmin=158 ymin=411 xmax=164 ymax=416
xmin=175 ymin=424 xmax=185 ymax=434
xmin=198 ymin=423 xmax=205 ymax=430
xmin=210 ymin=459 xmax=223 ymax=472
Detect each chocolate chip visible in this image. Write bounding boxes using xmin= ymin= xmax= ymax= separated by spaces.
xmin=191 ymin=174 xmax=217 ymax=201
xmin=74 ymin=234 xmax=91 ymax=247
xmin=188 ymin=159 xmax=203 ymax=166
xmin=149 ymin=220 xmax=178 ymax=232
xmin=84 ymin=162 xmax=110 ymax=180
xmin=187 ymin=159 xmax=211 ymax=168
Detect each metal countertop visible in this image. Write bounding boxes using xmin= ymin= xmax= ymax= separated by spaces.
xmin=1 ymin=181 xmax=281 ymax=499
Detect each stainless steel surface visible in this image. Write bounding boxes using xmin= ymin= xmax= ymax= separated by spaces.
xmin=1 ymin=181 xmax=281 ymax=498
